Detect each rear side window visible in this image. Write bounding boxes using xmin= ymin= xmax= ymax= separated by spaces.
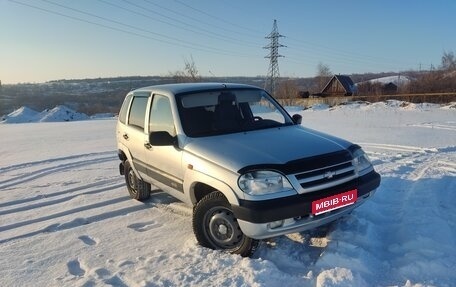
xmin=118 ymin=94 xmax=133 ymax=124
xmin=128 ymin=96 xmax=149 ymax=130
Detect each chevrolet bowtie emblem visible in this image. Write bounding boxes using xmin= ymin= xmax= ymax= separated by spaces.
xmin=324 ymin=171 xmax=336 ymax=179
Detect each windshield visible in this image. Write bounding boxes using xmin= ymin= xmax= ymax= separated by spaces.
xmin=176 ymin=88 xmax=293 ymax=137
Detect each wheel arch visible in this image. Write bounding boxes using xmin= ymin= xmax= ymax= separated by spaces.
xmin=186 ymin=172 xmax=240 ymax=207
xmin=117 ymin=149 xmax=127 ymax=162
xmin=117 ymin=145 xmax=143 ymax=180
xmin=192 ymin=182 xmax=216 ymax=203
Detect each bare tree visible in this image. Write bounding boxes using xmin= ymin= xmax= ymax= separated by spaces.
xmin=275 ymin=79 xmax=300 ymax=105
xmin=406 ymin=70 xmax=456 ymax=93
xmin=440 ymin=51 xmax=456 ymax=71
xmin=357 ymin=81 xmax=383 ymax=96
xmin=315 ymin=62 xmax=332 ymax=92
xmin=170 ymin=56 xmax=202 ymax=83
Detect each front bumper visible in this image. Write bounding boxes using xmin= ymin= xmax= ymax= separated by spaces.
xmin=232 ymin=170 xmax=380 ymax=239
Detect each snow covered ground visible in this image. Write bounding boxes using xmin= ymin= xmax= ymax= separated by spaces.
xmin=0 ymin=101 xmax=455 ymax=287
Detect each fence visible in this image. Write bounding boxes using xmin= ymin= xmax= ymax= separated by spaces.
xmin=277 ymin=93 xmax=456 ymax=108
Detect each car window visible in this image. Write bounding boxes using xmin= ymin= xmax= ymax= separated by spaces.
xmin=149 ymin=95 xmax=175 ymax=136
xmin=248 ymin=96 xmax=287 ymax=124
xmin=128 ymin=96 xmax=148 ymax=130
xmin=177 ymin=88 xmax=292 ymax=137
xmin=118 ymin=93 xmax=133 ymax=124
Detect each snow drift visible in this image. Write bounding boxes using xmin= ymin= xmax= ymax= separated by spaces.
xmin=1 ymin=105 xmax=89 ymax=123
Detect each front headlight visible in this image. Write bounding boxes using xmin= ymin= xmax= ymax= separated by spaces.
xmin=238 ymin=170 xmax=293 ymax=195
xmin=353 ymin=149 xmax=373 ymax=175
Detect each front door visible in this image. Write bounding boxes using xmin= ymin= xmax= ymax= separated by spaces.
xmin=144 ymin=94 xmax=184 ymax=200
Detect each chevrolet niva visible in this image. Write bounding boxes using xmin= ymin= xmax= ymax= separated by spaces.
xmin=116 ymin=83 xmax=381 ymax=256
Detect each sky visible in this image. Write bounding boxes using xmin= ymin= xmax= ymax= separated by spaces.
xmin=1 ymin=0 xmax=455 ymax=84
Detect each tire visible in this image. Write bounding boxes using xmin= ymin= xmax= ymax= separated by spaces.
xmin=192 ymin=191 xmax=259 ymax=257
xmin=124 ymin=160 xmax=151 ymax=201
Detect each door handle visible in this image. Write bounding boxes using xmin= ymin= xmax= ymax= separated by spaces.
xmin=123 ymin=133 xmax=129 ymax=140
xmin=144 ymin=142 xmax=152 ymax=149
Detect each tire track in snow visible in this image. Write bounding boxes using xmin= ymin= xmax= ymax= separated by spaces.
xmin=364 ymin=144 xmax=456 ymax=181
xmin=408 ymin=158 xmax=456 ymax=181
xmin=0 ymin=151 xmax=114 ymax=173
xmin=0 ymin=181 xmax=123 ymax=216
xmin=408 ymin=121 xmax=456 ymax=131
xmin=0 ymin=178 xmax=119 ymax=209
xmin=0 ymin=149 xmax=133 ymax=244
xmin=0 ymin=184 xmax=187 ymax=244
xmin=343 ymin=144 xmax=456 ymax=284
xmin=438 ymin=160 xmax=456 ymax=173
xmin=0 ymin=195 xmax=127 ymax=233
xmin=0 ymin=152 xmax=117 ymax=190
xmin=0 ymin=193 xmax=152 ymax=244
xmin=358 ymin=142 xmax=437 ymax=153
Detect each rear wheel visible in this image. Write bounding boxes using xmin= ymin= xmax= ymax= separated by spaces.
xmin=192 ymin=191 xmax=258 ymax=257
xmin=124 ymin=160 xmax=150 ymax=201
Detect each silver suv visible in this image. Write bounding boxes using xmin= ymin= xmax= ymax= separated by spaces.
xmin=116 ymin=83 xmax=380 ymax=256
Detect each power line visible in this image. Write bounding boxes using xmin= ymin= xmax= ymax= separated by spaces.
xmin=141 ymin=0 xmax=263 ymax=43
xmin=286 ymin=36 xmax=418 ymax=67
xmin=14 ymin=0 xmax=258 ymax=58
xmin=116 ymin=0 xmax=262 ymax=48
xmin=40 ymin=0 xmax=222 ymax=53
xmin=174 ymin=0 xmax=260 ymax=35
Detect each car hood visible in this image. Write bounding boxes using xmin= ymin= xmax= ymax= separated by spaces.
xmin=183 ymin=125 xmax=354 ymax=174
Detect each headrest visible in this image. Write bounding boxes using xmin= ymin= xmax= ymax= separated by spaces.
xmin=218 ymin=92 xmax=236 ymax=104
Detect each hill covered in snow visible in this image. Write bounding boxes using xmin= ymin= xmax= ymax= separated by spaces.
xmin=357 ymin=75 xmax=413 ymax=87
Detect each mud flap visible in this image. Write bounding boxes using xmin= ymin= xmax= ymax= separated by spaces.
xmin=119 ymin=162 xmax=125 ymax=175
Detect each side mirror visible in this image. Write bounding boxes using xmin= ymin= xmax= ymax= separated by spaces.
xmin=149 ymin=131 xmax=176 ymax=146
xmin=292 ymin=114 xmax=302 ymax=125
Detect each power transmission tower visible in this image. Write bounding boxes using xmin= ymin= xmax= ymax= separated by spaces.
xmin=264 ymin=19 xmax=285 ymax=97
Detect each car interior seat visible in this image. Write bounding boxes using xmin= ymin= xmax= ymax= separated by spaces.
xmin=213 ymin=92 xmax=242 ymax=131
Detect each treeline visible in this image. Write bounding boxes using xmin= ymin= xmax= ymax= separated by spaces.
xmin=0 ymin=85 xmax=130 ymax=116
xmin=353 ymin=51 xmax=456 ymax=96
xmin=355 ymin=70 xmax=456 ymax=96
xmin=0 ymin=76 xmax=175 ymax=116
xmin=1 ymin=51 xmax=455 ymax=116
xmin=2 ymin=90 xmax=125 ymax=116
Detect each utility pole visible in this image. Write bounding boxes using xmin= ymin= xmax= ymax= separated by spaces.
xmin=264 ymin=20 xmax=285 ymax=97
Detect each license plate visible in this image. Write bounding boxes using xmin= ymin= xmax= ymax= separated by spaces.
xmin=312 ymin=189 xmax=358 ymax=215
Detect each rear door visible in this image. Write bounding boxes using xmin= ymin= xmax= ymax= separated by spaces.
xmin=116 ymin=93 xmax=133 ymax=149
xmin=122 ymin=92 xmax=150 ymax=179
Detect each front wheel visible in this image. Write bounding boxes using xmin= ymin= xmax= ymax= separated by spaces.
xmin=124 ymin=160 xmax=151 ymax=201
xmin=192 ymin=191 xmax=258 ymax=257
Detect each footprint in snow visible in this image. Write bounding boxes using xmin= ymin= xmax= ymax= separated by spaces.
xmin=127 ymin=221 xmax=162 ymax=232
xmin=78 ymin=235 xmax=98 ymax=246
xmin=93 ymin=268 xmax=128 ymax=287
xmin=117 ymin=260 xmax=135 ymax=268
xmin=67 ymin=259 xmax=86 ymax=277
xmin=94 ymin=268 xmax=111 ymax=279
xmin=105 ymin=275 xmax=128 ymax=287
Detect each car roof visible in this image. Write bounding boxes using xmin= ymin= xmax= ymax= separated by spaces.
xmin=132 ymin=83 xmax=261 ymax=95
